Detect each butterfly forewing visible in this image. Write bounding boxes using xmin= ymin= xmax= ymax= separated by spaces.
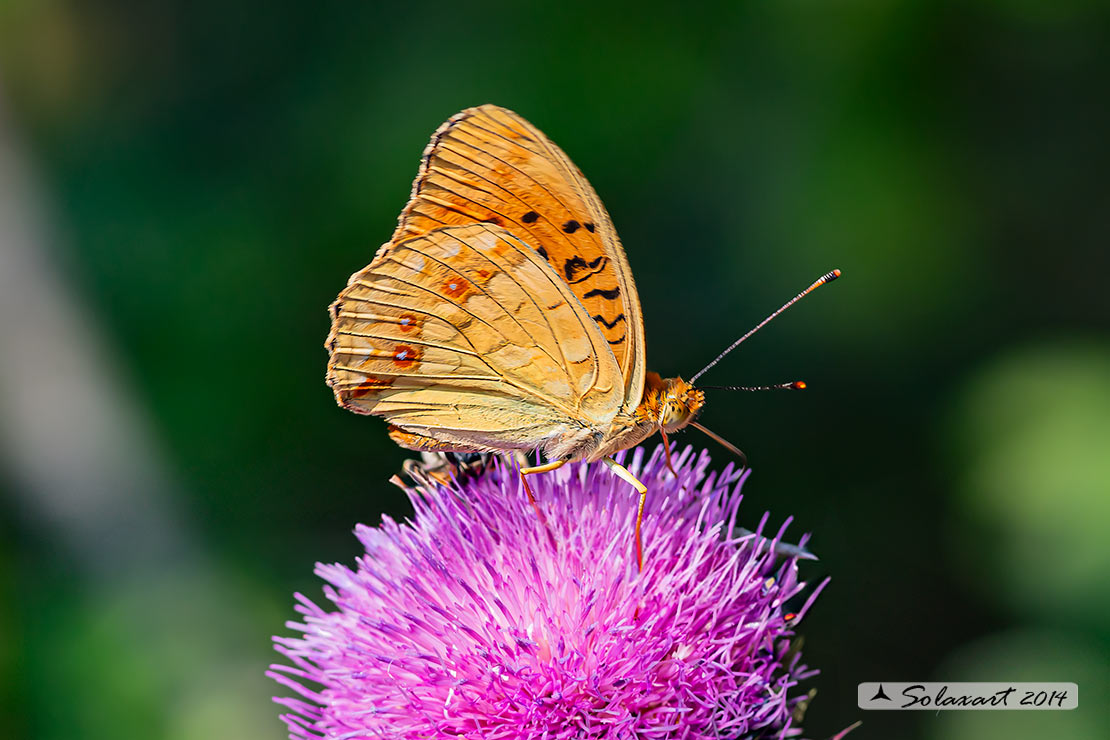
xmin=327 ymin=223 xmax=623 ymax=452
xmin=393 ymin=105 xmax=645 ymax=412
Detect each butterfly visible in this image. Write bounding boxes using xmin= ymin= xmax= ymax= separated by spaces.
xmin=325 ymin=104 xmax=838 ymax=568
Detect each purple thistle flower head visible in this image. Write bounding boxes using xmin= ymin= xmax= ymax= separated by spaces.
xmin=269 ymin=445 xmax=827 ymax=739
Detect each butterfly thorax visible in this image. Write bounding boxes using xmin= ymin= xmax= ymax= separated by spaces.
xmin=582 ymin=372 xmax=704 ymax=461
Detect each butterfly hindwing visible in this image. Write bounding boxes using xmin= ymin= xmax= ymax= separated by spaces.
xmin=393 ymin=104 xmax=646 ymax=413
xmin=326 ymin=223 xmax=623 ymax=453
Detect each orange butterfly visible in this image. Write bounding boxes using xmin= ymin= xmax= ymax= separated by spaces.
xmin=326 ymin=105 xmax=837 ymax=567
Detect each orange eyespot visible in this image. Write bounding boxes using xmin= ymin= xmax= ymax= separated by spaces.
xmin=441 ymin=277 xmax=472 ymax=299
xmin=396 ymin=313 xmax=422 ymax=333
xmin=392 ymin=345 xmax=422 ymax=369
xmin=350 ymin=375 xmax=392 ymax=398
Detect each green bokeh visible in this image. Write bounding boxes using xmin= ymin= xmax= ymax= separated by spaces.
xmin=948 ymin=342 xmax=1110 ymax=626
xmin=928 ymin=630 xmax=1110 ymax=740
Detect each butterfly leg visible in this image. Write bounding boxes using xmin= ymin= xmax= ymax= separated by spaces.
xmin=519 ymin=459 xmax=567 ymax=514
xmin=521 ymin=458 xmax=569 ymax=475
xmin=518 ymin=459 xmax=566 ymax=547
xmin=659 ymin=429 xmax=678 ymax=476
xmin=602 ymin=457 xmax=649 ymax=571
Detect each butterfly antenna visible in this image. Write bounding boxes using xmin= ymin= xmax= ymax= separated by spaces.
xmin=689 ymin=270 xmax=841 ymax=385
xmin=691 ymin=422 xmax=747 ymax=469
xmin=702 ymin=381 xmax=808 ymax=392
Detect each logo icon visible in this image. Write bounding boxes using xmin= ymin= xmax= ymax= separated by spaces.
xmin=870 ymin=684 xmax=892 ymax=702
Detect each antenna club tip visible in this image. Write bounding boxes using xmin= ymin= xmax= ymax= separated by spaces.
xmin=792 ymin=381 xmax=807 ymax=390
xmin=827 ymin=269 xmax=842 ymax=281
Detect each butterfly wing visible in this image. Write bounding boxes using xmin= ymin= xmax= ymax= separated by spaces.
xmin=393 ymin=104 xmax=646 ymax=414
xmin=326 ymin=223 xmax=623 ymax=454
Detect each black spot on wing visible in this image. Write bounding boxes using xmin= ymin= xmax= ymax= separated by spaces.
xmin=584 ymin=222 xmax=596 ymax=233
xmin=563 ymin=220 xmax=580 ymax=234
xmin=591 ymin=313 xmax=625 ymax=329
xmin=563 ymin=255 xmax=606 ymax=282
xmin=583 ymin=286 xmax=620 ymax=300
xmin=536 ymin=246 xmax=549 ymax=260
xmin=563 ymin=255 xmax=587 ymax=280
xmin=522 ymin=211 xmax=539 ymax=223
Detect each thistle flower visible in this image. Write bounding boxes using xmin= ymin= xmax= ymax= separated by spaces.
xmin=269 ymin=445 xmax=827 ymax=739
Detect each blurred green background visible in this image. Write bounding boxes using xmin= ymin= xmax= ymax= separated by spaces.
xmin=1 ymin=2 xmax=1108 ymax=739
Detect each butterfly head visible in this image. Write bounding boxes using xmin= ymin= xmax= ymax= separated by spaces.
xmin=647 ymin=374 xmax=705 ymax=433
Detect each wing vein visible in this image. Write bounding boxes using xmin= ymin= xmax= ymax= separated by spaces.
xmin=442 ymin=228 xmax=604 ymax=407
xmin=437 ymin=136 xmax=590 ymax=256
xmin=387 ymin=242 xmax=571 ymax=384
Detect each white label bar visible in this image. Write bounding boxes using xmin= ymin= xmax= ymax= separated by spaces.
xmin=857 ymin=683 xmax=1077 ymax=710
